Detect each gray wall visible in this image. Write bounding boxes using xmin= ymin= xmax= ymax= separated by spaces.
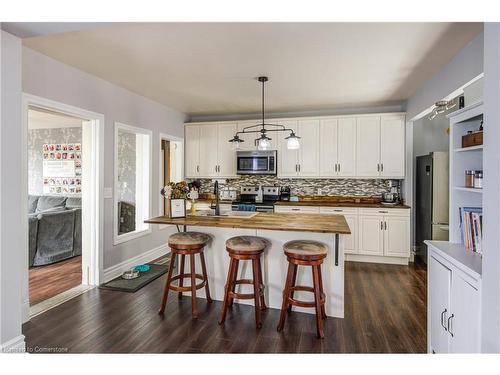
xmin=406 ymin=32 xmax=484 ymax=120
xmin=0 ymin=31 xmax=24 ymax=351
xmin=481 ymin=22 xmax=500 ymax=353
xmin=22 ymin=47 xmax=187 ymax=270
xmin=28 ymin=127 xmax=82 ymax=195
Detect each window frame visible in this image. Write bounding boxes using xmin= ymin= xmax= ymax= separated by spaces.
xmin=113 ymin=122 xmax=153 ymax=245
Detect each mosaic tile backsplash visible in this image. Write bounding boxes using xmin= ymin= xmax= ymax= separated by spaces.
xmin=190 ymin=176 xmax=399 ymax=197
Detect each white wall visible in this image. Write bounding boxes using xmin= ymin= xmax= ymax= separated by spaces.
xmin=481 ymin=22 xmax=500 ymax=353
xmin=22 ymin=47 xmax=188 ymax=269
xmin=0 ymin=31 xmax=25 ymax=351
xmin=406 ymin=32 xmax=484 ymax=121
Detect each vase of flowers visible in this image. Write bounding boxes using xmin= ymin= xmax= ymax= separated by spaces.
xmin=161 ymin=181 xmax=190 ymax=218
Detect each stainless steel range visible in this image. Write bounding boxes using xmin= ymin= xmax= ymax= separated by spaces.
xmin=231 ymin=186 xmax=280 ymax=212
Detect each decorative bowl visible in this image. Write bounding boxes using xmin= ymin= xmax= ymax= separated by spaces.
xmin=122 ymin=269 xmax=140 ymax=280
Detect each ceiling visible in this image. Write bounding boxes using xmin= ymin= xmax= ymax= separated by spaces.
xmin=21 ymin=22 xmax=482 ymax=117
xmin=28 ymin=108 xmax=83 ymax=129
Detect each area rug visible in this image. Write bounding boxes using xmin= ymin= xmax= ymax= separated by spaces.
xmin=99 ymin=255 xmax=170 ymax=293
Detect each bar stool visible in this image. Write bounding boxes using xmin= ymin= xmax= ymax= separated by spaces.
xmin=277 ymin=240 xmax=328 ymax=338
xmin=218 ymin=236 xmax=267 ymax=328
xmin=159 ymin=231 xmax=212 ymax=319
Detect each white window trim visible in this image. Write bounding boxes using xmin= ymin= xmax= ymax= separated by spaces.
xmin=113 ymin=122 xmax=153 ymax=245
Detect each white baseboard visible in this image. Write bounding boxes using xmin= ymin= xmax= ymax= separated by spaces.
xmin=346 ymin=254 xmax=409 ymax=265
xmin=22 ymin=298 xmax=30 ymax=324
xmin=0 ymin=335 xmax=26 ymax=353
xmin=102 ymin=244 xmax=170 ymax=284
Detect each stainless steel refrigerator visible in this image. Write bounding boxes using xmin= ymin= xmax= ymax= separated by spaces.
xmin=415 ymin=152 xmax=449 ymax=264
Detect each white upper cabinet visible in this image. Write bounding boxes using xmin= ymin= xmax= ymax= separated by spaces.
xmin=319 ymin=118 xmax=338 ymax=176
xmin=185 ymin=123 xmax=237 ymax=178
xmin=297 ymin=119 xmax=320 ymax=177
xmin=198 ymin=124 xmax=219 ymax=177
xmin=186 ymin=112 xmax=405 ymax=179
xmin=185 ymin=125 xmax=200 ymax=177
xmin=217 ymin=123 xmax=237 ymax=177
xmin=380 ymin=115 xmax=405 ymax=178
xmin=337 ymin=118 xmax=357 ymax=176
xmin=356 ymin=116 xmax=381 ymax=177
xmin=278 ymin=120 xmax=299 ymax=177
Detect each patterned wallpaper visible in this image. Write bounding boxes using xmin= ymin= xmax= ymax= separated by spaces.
xmin=28 ymin=127 xmax=82 ymax=195
xmin=117 ymin=131 xmax=136 ymax=204
xmin=191 ymin=175 xmax=399 ymax=197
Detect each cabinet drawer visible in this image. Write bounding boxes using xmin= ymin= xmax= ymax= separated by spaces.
xmin=359 ymin=208 xmax=410 ymax=216
xmin=274 ymin=205 xmax=320 ymax=213
xmin=319 ymin=206 xmax=358 ymax=215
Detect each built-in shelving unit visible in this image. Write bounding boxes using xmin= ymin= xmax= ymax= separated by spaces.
xmin=447 ymin=101 xmax=483 ymax=247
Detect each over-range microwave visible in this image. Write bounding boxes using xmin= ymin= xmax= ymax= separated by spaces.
xmin=236 ymin=150 xmax=277 ymax=175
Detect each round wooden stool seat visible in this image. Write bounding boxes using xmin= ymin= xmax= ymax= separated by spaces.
xmin=168 ymin=232 xmax=210 ymax=250
xmin=283 ymin=240 xmax=328 ymax=261
xmin=226 ymin=236 xmax=267 ymax=254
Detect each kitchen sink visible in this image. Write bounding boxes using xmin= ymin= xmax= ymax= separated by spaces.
xmin=193 ymin=210 xmax=258 ymax=219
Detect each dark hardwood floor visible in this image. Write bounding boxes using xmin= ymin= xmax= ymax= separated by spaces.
xmin=23 ymin=261 xmax=427 ymax=353
xmin=29 ymin=256 xmax=82 ymax=306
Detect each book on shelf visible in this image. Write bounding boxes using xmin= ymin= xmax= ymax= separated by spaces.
xmin=459 ymin=207 xmax=483 ymax=253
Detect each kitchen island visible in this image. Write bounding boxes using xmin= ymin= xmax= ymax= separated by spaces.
xmin=145 ymin=212 xmax=350 ymax=318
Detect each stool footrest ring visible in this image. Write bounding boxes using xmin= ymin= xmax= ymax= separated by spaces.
xmin=285 ymin=285 xmax=325 ymax=308
xmin=169 ymin=273 xmax=206 ymax=292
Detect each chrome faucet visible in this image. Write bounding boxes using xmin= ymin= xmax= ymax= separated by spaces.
xmin=213 ymin=180 xmax=220 ymax=216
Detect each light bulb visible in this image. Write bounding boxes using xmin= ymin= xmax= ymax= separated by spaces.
xmin=287 ymin=136 xmax=300 ymax=150
xmin=232 ymin=140 xmax=241 ymax=150
xmin=258 ymin=138 xmax=270 ymax=150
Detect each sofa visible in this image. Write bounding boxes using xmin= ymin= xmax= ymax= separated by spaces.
xmin=28 ymin=195 xmax=82 ymax=267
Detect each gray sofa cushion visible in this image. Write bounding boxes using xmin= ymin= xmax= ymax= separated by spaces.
xmin=34 ymin=209 xmax=75 ymax=266
xmin=36 ymin=196 xmax=67 ymax=213
xmin=28 ymin=214 xmax=39 ymax=267
xmin=65 ymin=197 xmax=81 ymax=209
xmin=28 ymin=195 xmax=40 ymax=214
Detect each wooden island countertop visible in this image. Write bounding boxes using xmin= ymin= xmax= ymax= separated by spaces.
xmin=145 ymin=212 xmax=351 ymax=234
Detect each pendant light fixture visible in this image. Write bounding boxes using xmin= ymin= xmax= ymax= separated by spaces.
xmin=229 ymin=76 xmax=300 ymax=150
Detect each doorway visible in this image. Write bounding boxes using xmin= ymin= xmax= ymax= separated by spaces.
xmin=21 ymin=94 xmax=104 ymax=320
xmin=159 ymin=133 xmax=183 ymax=216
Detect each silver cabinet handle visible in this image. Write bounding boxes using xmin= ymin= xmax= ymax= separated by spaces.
xmin=295 ymin=164 xmax=298 ymax=172
xmin=378 ymin=210 xmax=388 ymax=214
xmin=338 ymin=163 xmax=341 ymax=172
xmin=447 ymin=314 xmax=454 ymax=337
xmin=441 ymin=309 xmax=448 ymax=331
xmin=197 ymin=165 xmax=199 ymax=173
xmin=377 ymin=163 xmax=380 ymax=172
xmin=334 ymin=163 xmax=337 ymax=172
xmin=333 ymin=209 xmax=343 ymax=212
xmin=384 ymin=221 xmax=387 ymax=230
xmin=381 ymin=163 xmax=384 ymax=172
xmin=291 ymin=208 xmax=300 ymax=211
xmin=380 ymin=221 xmax=383 ymax=230
xmin=298 ymin=164 xmax=301 ymax=172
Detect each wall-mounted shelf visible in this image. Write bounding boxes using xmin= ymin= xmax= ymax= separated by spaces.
xmin=454 ymin=145 xmax=483 ymax=152
xmin=453 ymin=187 xmax=483 ymax=194
xmin=447 ymin=100 xmax=483 ymax=123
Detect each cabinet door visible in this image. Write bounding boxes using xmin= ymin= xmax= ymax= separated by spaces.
xmin=356 ymin=116 xmax=381 ymax=177
xmin=449 ymin=274 xmax=481 ymax=353
xmin=297 ymin=119 xmax=320 ymax=177
xmin=358 ymin=215 xmax=384 ymax=255
xmin=429 ymin=256 xmax=451 ymax=353
xmin=184 ymin=125 xmax=200 ymax=178
xmin=217 ymin=123 xmax=237 ymax=177
xmin=277 ymin=120 xmax=299 ymax=177
xmin=343 ymin=214 xmax=358 ymax=254
xmin=383 ymin=216 xmax=410 ymax=257
xmin=337 ymin=118 xmax=357 ymax=177
xmin=198 ymin=124 xmax=219 ymax=177
xmin=319 ymin=118 xmax=338 ymax=177
xmin=380 ymin=115 xmax=405 ymax=177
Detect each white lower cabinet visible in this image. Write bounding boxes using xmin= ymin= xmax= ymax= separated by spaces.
xmin=427 ymin=243 xmax=481 ymax=353
xmin=358 ymin=209 xmax=410 ymax=258
xmin=275 ymin=206 xmax=410 ymax=263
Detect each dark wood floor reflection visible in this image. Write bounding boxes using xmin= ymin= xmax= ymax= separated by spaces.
xmin=23 ymin=261 xmax=427 ymax=353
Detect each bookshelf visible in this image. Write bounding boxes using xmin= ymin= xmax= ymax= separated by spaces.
xmin=447 ymin=101 xmax=483 ymax=250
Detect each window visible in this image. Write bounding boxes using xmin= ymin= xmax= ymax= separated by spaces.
xmin=114 ymin=122 xmax=152 ymax=244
